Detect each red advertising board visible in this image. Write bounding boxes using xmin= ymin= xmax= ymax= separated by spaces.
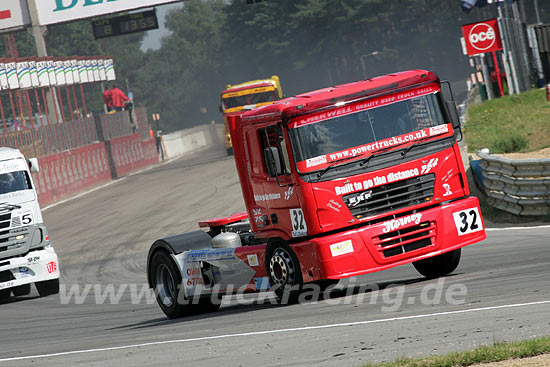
xmin=461 ymin=19 xmax=503 ymax=56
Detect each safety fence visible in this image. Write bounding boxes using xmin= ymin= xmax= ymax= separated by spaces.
xmin=478 ymin=151 xmax=550 ymax=216
xmin=0 ymin=106 xmax=160 ymax=206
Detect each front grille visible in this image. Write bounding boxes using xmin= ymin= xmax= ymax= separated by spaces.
xmin=0 ymin=227 xmax=29 ymax=253
xmin=343 ymin=174 xmax=435 ymax=218
xmin=0 ymin=213 xmax=11 ymax=230
xmin=373 ymin=221 xmax=435 ymax=258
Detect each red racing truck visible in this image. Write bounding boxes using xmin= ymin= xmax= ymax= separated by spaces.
xmin=147 ymin=70 xmax=486 ymax=318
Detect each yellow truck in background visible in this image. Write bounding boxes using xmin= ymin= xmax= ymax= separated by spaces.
xmin=220 ymin=76 xmax=283 ymax=155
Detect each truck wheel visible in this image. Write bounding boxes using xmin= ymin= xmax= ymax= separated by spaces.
xmin=266 ymin=243 xmax=303 ymax=303
xmin=12 ymin=284 xmax=31 ymax=297
xmin=413 ymin=249 xmax=461 ymax=279
xmin=0 ymin=289 xmax=10 ymax=300
xmin=36 ymin=279 xmax=60 ymax=297
xmin=150 ymin=251 xmax=220 ymax=319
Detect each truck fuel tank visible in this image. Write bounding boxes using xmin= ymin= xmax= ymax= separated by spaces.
xmin=212 ymin=232 xmax=242 ymax=248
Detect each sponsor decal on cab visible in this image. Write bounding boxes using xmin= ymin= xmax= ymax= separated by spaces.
xmin=382 ymin=213 xmax=422 ymax=233
xmin=46 ymin=261 xmax=57 ymax=274
xmin=334 ymin=158 xmax=439 ymax=195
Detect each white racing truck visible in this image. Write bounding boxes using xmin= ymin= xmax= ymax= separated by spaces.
xmin=0 ymin=148 xmax=60 ymax=300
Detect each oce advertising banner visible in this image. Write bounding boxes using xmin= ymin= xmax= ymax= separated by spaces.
xmin=36 ymin=0 xmax=182 ymax=26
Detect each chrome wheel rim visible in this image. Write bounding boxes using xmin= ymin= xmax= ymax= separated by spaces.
xmin=269 ymin=248 xmax=296 ymax=287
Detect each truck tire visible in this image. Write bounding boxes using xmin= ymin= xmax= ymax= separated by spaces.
xmin=150 ymin=250 xmax=220 ymax=319
xmin=0 ymin=289 xmax=10 ymax=300
xmin=36 ymin=279 xmax=60 ymax=297
xmin=12 ymin=284 xmax=31 ymax=297
xmin=413 ymin=249 xmax=461 ymax=279
xmin=266 ymin=242 xmax=303 ymax=304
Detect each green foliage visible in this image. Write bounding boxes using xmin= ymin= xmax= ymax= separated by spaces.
xmin=466 ymin=89 xmax=550 ymax=153
xmin=362 ymin=336 xmax=550 ymax=367
xmin=493 ymin=134 xmax=529 ymax=153
xmin=2 ymin=0 xmax=549 ymax=132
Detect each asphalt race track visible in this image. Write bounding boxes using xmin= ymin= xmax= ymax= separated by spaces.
xmin=1 ymin=146 xmax=549 ymax=367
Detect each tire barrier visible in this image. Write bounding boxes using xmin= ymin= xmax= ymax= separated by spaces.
xmin=478 ymin=151 xmax=550 ymax=216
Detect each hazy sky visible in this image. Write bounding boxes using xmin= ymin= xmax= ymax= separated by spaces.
xmin=141 ymin=3 xmax=183 ymax=51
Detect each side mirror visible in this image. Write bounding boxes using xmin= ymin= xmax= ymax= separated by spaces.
xmin=263 ymin=147 xmax=283 ymax=177
xmin=28 ymin=158 xmax=39 ymax=173
xmin=445 ymin=100 xmax=460 ymax=129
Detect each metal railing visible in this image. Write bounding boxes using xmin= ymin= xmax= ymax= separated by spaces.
xmin=478 ymin=151 xmax=550 ymax=216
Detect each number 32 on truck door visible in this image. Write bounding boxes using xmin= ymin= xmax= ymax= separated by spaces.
xmin=290 ymin=208 xmax=307 ymax=237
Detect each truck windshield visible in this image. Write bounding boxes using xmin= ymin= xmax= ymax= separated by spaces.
xmin=291 ymin=92 xmax=447 ymax=172
xmin=223 ymin=90 xmax=277 ymax=110
xmin=0 ymin=171 xmax=32 ymax=195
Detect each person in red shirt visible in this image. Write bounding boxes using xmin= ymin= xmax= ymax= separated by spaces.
xmin=109 ymin=84 xmax=130 ymax=112
xmin=103 ymin=87 xmax=113 ymax=112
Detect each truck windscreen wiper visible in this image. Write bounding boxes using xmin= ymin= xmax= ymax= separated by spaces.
xmin=357 ymin=142 xmax=408 ymax=169
xmin=316 ymin=153 xmax=369 ymax=180
xmin=0 ymin=202 xmax=22 ymax=211
xmin=400 ymin=136 xmax=439 ymax=159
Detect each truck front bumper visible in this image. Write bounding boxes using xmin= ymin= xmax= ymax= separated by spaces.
xmin=0 ymin=246 xmax=60 ymax=291
xmin=311 ymin=196 xmax=486 ymax=279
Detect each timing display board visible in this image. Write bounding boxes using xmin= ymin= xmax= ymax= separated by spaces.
xmin=92 ymin=10 xmax=158 ymax=39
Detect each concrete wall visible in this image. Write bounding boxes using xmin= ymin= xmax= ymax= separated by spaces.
xmin=161 ymin=123 xmax=224 ymax=160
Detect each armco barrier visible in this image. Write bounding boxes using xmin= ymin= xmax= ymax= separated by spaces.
xmin=478 ymin=151 xmax=550 ymax=216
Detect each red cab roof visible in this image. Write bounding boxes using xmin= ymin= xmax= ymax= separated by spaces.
xmin=242 ymin=70 xmax=439 ymax=123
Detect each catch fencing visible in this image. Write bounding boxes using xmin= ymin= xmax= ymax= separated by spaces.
xmin=0 ymin=107 xmax=159 ymax=206
xmin=478 ymin=151 xmax=550 ymax=216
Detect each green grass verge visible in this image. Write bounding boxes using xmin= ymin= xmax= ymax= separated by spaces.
xmin=465 ymin=88 xmax=550 ymax=153
xmin=362 ymin=336 xmax=550 ymax=367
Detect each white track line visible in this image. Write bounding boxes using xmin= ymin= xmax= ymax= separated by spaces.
xmin=486 ymin=225 xmax=550 ymax=231
xmin=2 ymin=299 xmax=549 ymax=363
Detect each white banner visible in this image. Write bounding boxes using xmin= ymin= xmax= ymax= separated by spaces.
xmin=37 ymin=58 xmax=51 ymax=87
xmin=16 ymin=60 xmax=31 ymax=89
xmin=54 ymin=60 xmax=65 ymax=85
xmin=35 ymin=0 xmax=181 ymax=26
xmin=105 ymin=58 xmax=116 ymax=81
xmin=64 ymin=59 xmax=74 ymax=85
xmin=0 ymin=0 xmax=30 ymax=33
xmin=78 ymin=59 xmax=88 ymax=83
xmin=71 ymin=59 xmax=80 ymax=84
xmin=6 ymin=62 xmax=20 ymax=89
xmin=0 ymin=63 xmax=9 ymax=90
xmin=29 ymin=59 xmax=40 ymax=87
xmin=47 ymin=59 xmax=57 ymax=86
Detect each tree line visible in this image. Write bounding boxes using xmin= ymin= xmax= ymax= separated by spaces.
xmin=2 ymin=0 xmax=549 ymax=132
